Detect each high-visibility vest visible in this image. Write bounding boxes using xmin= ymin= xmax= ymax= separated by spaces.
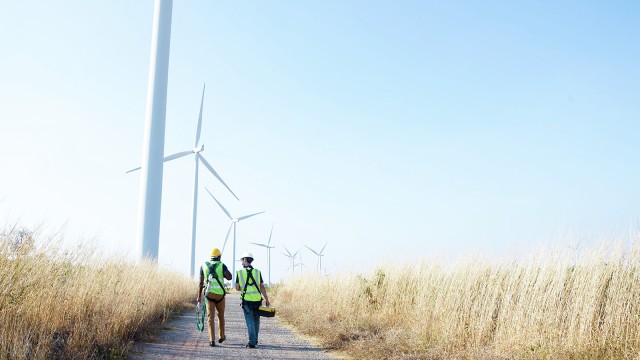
xmin=237 ymin=268 xmax=262 ymax=301
xmin=202 ymin=261 xmax=225 ymax=295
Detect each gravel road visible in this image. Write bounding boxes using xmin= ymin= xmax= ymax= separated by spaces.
xmin=128 ymin=293 xmax=340 ymax=359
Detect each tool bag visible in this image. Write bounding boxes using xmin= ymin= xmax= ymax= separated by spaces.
xmin=258 ymin=306 xmax=276 ymax=317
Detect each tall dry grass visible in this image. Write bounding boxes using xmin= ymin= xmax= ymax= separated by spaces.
xmin=273 ymin=241 xmax=640 ymax=359
xmin=0 ymin=227 xmax=194 ymax=359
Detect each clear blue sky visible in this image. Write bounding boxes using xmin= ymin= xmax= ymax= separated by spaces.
xmin=1 ymin=1 xmax=639 ymax=281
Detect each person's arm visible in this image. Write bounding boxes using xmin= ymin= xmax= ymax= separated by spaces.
xmin=197 ymin=274 xmax=204 ymax=302
xmin=234 ymin=274 xmax=241 ymax=291
xmin=260 ymin=283 xmax=270 ymax=306
xmin=259 ymin=274 xmax=270 ymax=306
xmin=223 ymin=264 xmax=232 ymax=280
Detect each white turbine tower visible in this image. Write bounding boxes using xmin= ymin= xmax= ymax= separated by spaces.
xmin=282 ymin=247 xmax=299 ymax=277
xmin=289 ymin=261 xmax=303 ymax=275
xmin=204 ymin=188 xmax=264 ymax=284
xmin=298 ymin=251 xmax=308 ymax=274
xmin=250 ymin=224 xmax=275 ymax=286
xmin=128 ymin=84 xmax=239 ymax=278
xmin=136 ymin=0 xmax=173 ymax=261
xmin=304 ymin=242 xmax=327 ymax=273
xmin=299 ymin=250 xmax=305 ymax=274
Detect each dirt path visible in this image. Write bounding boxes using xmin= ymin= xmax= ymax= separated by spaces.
xmin=128 ymin=293 xmax=339 ymax=359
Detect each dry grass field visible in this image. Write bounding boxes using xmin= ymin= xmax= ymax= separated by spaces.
xmin=273 ymin=240 xmax=640 ymax=359
xmin=0 ymin=227 xmax=194 ymax=359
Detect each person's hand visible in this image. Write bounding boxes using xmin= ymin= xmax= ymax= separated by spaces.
xmin=265 ymin=300 xmax=270 ymax=307
xmin=197 ymin=296 xmax=202 ymax=303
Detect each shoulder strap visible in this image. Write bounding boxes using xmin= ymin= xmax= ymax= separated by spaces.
xmin=211 ymin=262 xmax=220 ymax=279
xmin=247 ymin=269 xmax=259 ymax=288
xmin=205 ymin=262 xmax=214 ymax=281
xmin=213 ymin=263 xmax=226 ymax=296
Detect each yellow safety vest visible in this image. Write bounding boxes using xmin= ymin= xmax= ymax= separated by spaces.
xmin=202 ymin=261 xmax=225 ymax=295
xmin=237 ymin=268 xmax=262 ymax=301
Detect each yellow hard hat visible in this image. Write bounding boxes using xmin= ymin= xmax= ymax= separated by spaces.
xmin=211 ymin=248 xmax=221 ymax=257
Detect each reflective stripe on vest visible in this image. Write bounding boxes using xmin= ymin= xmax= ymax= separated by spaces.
xmin=202 ymin=261 xmax=225 ymax=295
xmin=237 ymin=268 xmax=262 ymax=301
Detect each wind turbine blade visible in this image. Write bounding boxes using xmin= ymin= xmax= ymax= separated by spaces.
xmin=283 ymin=246 xmax=292 ymax=257
xmin=320 ymin=242 xmax=328 ymax=254
xmin=195 ymin=84 xmax=205 ymax=147
xmin=125 ymin=166 xmax=141 ymax=174
xmin=221 ymin=223 xmax=233 ymax=253
xmin=238 ymin=211 xmax=265 ymax=221
xmin=164 ymin=150 xmax=193 ymax=162
xmin=199 ymin=154 xmax=240 ymax=200
xmin=268 ymin=224 xmax=274 ymax=245
xmin=125 ymin=149 xmax=192 ymax=173
xmin=204 ymin=187 xmax=233 ymax=220
xmin=251 ymin=242 xmax=269 ymax=248
xmin=292 ymin=250 xmax=300 ymax=258
xmin=304 ymin=245 xmax=320 ymax=256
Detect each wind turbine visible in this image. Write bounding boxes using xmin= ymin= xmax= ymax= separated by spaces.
xmin=298 ymin=251 xmax=308 ymax=274
xmin=282 ymin=246 xmax=299 ymax=277
xmin=135 ymin=0 xmax=172 ymax=262
xmin=204 ymin=188 xmax=264 ymax=284
xmin=250 ymin=224 xmax=275 ymax=286
xmin=288 ymin=261 xmax=303 ymax=275
xmin=127 ymin=84 xmax=239 ymax=279
xmin=299 ymin=250 xmax=305 ymax=274
xmin=304 ymin=242 xmax=327 ymax=272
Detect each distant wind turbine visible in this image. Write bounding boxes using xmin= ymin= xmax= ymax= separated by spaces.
xmin=127 ymin=84 xmax=239 ymax=279
xmin=289 ymin=261 xmax=305 ymax=274
xmin=568 ymin=240 xmax=580 ymax=266
xmin=250 ymin=224 xmax=275 ymax=286
xmin=282 ymin=246 xmax=299 ymax=277
xmin=299 ymin=250 xmax=305 ymax=274
xmin=304 ymin=242 xmax=327 ymax=272
xmin=298 ymin=251 xmax=308 ymax=274
xmin=286 ymin=261 xmax=301 ymax=274
xmin=204 ymin=188 xmax=264 ymax=284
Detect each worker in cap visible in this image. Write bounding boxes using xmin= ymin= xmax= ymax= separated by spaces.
xmin=197 ymin=248 xmax=232 ymax=346
xmin=235 ymin=251 xmax=270 ymax=348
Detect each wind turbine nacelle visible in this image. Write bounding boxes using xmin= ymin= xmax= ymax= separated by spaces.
xmin=193 ymin=145 xmax=204 ymax=153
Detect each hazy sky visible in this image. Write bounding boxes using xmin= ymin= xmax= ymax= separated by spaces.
xmin=1 ymin=1 xmax=639 ymax=282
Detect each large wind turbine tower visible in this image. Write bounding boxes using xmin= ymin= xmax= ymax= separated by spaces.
xmin=136 ymin=0 xmax=173 ymax=260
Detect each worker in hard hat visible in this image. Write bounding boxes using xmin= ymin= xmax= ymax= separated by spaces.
xmin=197 ymin=248 xmax=232 ymax=347
xmin=235 ymin=251 xmax=270 ymax=348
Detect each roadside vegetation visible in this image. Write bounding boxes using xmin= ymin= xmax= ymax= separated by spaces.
xmin=0 ymin=226 xmax=194 ymax=359
xmin=273 ymin=239 xmax=640 ymax=359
